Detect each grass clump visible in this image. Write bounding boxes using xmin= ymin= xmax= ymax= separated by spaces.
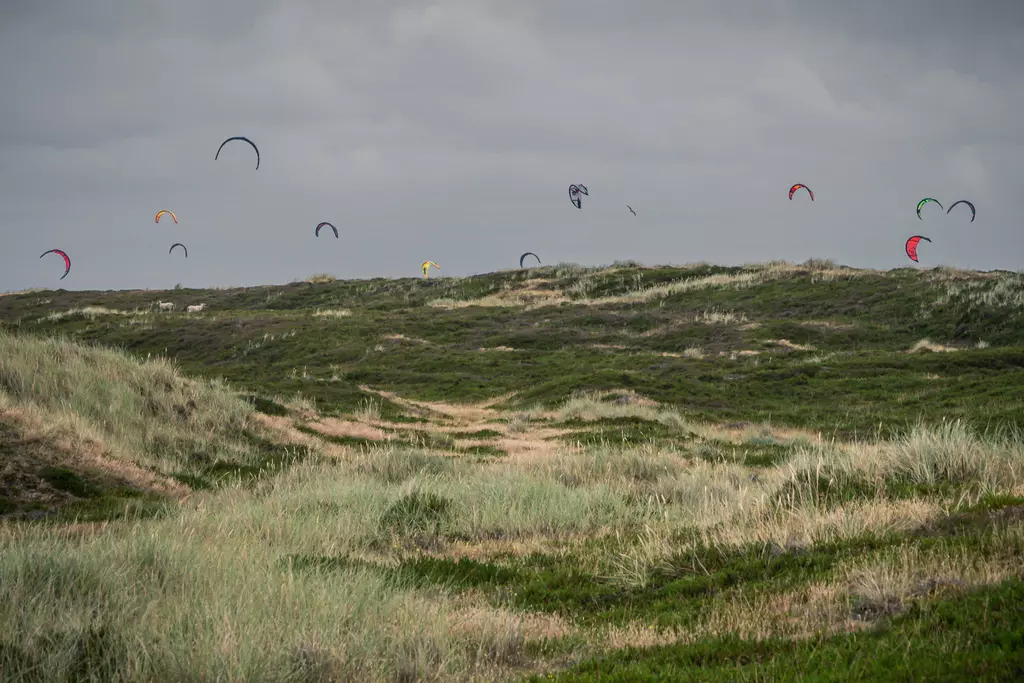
xmin=349 ymin=447 xmax=454 ymax=484
xmin=380 ymin=490 xmax=455 ymax=540
xmin=556 ymin=392 xmax=690 ymax=431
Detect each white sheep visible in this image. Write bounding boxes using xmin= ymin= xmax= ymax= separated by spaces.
xmin=157 ymin=301 xmax=175 ymax=311
xmin=186 ymin=303 xmax=206 ymax=313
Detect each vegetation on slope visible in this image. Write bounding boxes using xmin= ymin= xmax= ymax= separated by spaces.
xmin=0 ymin=330 xmax=312 ymax=520
xmin=3 ymin=260 xmax=1021 ymax=436
xmin=0 ymin=260 xmax=1022 ymax=681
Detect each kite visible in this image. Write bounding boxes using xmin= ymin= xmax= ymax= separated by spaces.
xmin=905 ymin=235 xmax=932 ymax=263
xmin=315 ymin=222 xmax=338 ymax=238
xmin=39 ymin=249 xmax=71 ymax=280
xmin=568 ymin=184 xmax=582 ymax=209
xmin=421 ymin=261 xmax=440 ymax=278
xmin=789 ymin=184 xmax=814 ymax=201
xmin=916 ymin=198 xmax=943 ymax=219
xmin=577 ymin=184 xmax=589 ymax=196
xmin=155 ymin=210 xmax=178 ymax=224
xmin=946 ymin=200 xmax=976 ymax=223
xmin=627 ymin=205 xmax=636 ymax=216
xmin=519 ymin=252 xmax=541 ymax=268
xmin=214 ymin=136 xmax=260 ymax=169
xmin=169 ymin=243 xmax=188 ymax=258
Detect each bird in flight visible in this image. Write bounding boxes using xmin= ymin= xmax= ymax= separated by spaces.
xmin=627 ymin=205 xmax=636 ymax=216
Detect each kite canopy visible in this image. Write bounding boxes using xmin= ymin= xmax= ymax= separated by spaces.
xmin=947 ymin=200 xmax=976 ymax=223
xmin=789 ymin=183 xmax=814 ymax=201
xmin=155 ymin=210 xmax=178 ymax=224
xmin=421 ymin=261 xmax=440 ymax=278
xmin=39 ymin=249 xmax=71 ymax=280
xmin=519 ymin=252 xmax=541 ymax=268
xmin=215 ymin=136 xmax=260 ymax=169
xmin=568 ymin=184 xmax=582 ymax=209
xmin=916 ymin=198 xmax=943 ymax=219
xmin=169 ymin=243 xmax=188 ymax=258
xmin=315 ymin=222 xmax=339 ymax=238
xmin=905 ymin=235 xmax=932 ymax=263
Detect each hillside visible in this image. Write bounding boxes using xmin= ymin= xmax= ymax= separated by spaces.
xmin=1 ymin=259 xmax=1023 ymax=682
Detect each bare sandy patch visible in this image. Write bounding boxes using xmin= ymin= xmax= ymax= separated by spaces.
xmin=252 ymin=414 xmax=346 ymax=458
xmin=500 ymin=438 xmax=585 ymax=467
xmin=601 ymin=622 xmax=690 ymax=651
xmin=307 ymin=418 xmax=391 ymax=442
xmin=361 ymin=386 xmax=511 ymax=425
xmin=457 ymin=427 xmax=579 ymax=459
xmin=447 ymin=598 xmax=576 ymax=645
xmin=696 ymin=420 xmax=822 ymax=446
xmin=431 ymin=535 xmax=588 ymax=563
xmin=477 ymin=393 xmax=520 ymax=410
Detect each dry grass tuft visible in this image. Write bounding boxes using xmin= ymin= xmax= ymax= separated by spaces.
xmin=933 ymin=272 xmax=1024 ymax=309
xmin=45 ymin=306 xmax=144 ymax=321
xmin=695 ymin=309 xmax=748 ymax=325
xmin=763 ymin=339 xmax=816 ymax=352
xmin=908 ymin=338 xmax=959 ymax=353
xmin=281 ymin=393 xmax=319 ymax=420
xmin=427 ymin=289 xmax=569 ymax=310
xmin=0 ymin=287 xmax=46 ymax=298
xmin=381 ymin=334 xmax=431 ymax=345
xmin=354 ymin=397 xmax=384 ymax=423
xmin=682 ymin=346 xmax=705 ymax=359
xmin=555 ymin=393 xmax=688 ymax=430
xmin=582 ymin=261 xmax=866 ymax=307
xmin=313 ymin=308 xmax=351 ymax=318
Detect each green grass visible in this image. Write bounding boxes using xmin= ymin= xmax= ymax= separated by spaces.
xmin=0 ymin=260 xmax=1022 ymax=681
xmin=5 ymin=264 xmax=1022 ymax=434
xmin=370 ymin=493 xmax=1024 ymax=629
xmin=531 ymin=577 xmax=1024 ymax=682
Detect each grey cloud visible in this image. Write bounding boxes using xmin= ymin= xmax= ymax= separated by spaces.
xmin=1 ymin=0 xmax=1022 ymax=292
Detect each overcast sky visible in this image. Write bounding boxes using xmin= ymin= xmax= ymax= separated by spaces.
xmin=1 ymin=0 xmax=1022 ymax=292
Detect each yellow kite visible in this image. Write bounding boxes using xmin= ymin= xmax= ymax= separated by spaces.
xmin=155 ymin=210 xmax=178 ymax=224
xmin=421 ymin=261 xmax=440 ymax=278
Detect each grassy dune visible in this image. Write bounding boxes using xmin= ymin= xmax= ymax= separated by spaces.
xmin=1 ymin=260 xmax=1023 ymax=681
